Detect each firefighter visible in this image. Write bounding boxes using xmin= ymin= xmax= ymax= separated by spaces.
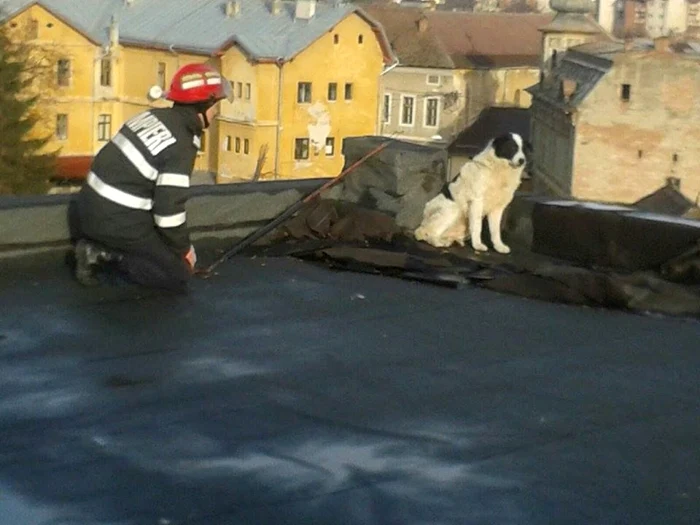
xmin=74 ymin=63 xmax=233 ymax=293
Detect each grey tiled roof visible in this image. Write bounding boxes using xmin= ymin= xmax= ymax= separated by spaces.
xmin=0 ymin=0 xmax=388 ymax=60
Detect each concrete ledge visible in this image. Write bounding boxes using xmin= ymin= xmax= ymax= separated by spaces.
xmin=0 ymin=179 xmax=330 ymax=255
xmin=2 ymin=183 xmax=698 ymax=274
xmin=532 ymin=200 xmax=700 ymax=271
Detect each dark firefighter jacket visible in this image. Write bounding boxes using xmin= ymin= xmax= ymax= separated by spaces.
xmin=78 ymin=105 xmax=203 ymax=254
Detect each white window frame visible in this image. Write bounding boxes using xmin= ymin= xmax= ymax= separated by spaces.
xmin=426 ymin=74 xmax=440 ymax=86
xmin=97 ymin=114 xmax=112 ymax=141
xmin=400 ymin=94 xmax=415 ymax=127
xmin=297 ymin=82 xmax=312 ymax=103
xmin=100 ymin=58 xmax=112 ymax=87
xmin=294 ymin=138 xmax=310 ymax=160
xmin=424 ymin=97 xmax=440 ymax=128
xmin=325 ymin=137 xmax=335 ymax=156
xmin=383 ymin=93 xmax=391 ymax=124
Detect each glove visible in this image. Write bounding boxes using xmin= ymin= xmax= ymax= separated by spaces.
xmin=184 ymin=245 xmax=197 ymax=272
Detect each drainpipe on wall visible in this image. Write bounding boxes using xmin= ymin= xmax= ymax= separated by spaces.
xmin=378 ymin=58 xmax=399 ymax=136
xmin=274 ymin=57 xmax=284 ymax=179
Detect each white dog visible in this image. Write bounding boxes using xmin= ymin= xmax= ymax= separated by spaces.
xmin=414 ymin=133 xmax=530 ymax=254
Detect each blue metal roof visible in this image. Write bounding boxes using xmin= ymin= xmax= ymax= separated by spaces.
xmin=0 ymin=0 xmax=376 ymax=60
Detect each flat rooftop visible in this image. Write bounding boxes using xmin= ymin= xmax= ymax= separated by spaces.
xmin=1 ymin=246 xmax=699 ymax=524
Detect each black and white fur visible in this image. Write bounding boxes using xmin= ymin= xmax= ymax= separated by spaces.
xmin=414 ymin=133 xmax=531 ymax=253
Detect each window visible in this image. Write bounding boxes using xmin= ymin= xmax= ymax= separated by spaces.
xmin=344 ymin=82 xmax=353 ymax=100
xmin=245 ymin=83 xmax=251 ymax=100
xmin=358 ymin=34 xmax=364 ymax=44
xmin=383 ymin=94 xmax=391 ymax=123
xmin=235 ymin=137 xmax=241 ymax=153
xmin=427 ymin=74 xmax=440 ymax=86
xmin=157 ymin=62 xmax=166 ymax=89
xmin=424 ymin=97 xmax=439 ymax=128
xmin=333 ymin=34 xmax=339 ymax=44
xmin=100 ymin=58 xmax=112 ymax=87
xmin=56 ymin=114 xmax=68 ymax=140
xmin=294 ymin=138 xmax=309 ymax=160
xmin=244 ymin=138 xmax=250 ymax=155
xmin=325 ymin=137 xmax=335 ymax=156
xmin=97 ymin=114 xmax=112 ymax=141
xmin=57 ymin=59 xmax=70 ymax=87
xmin=328 ymin=82 xmax=337 ymax=101
xmin=621 ymin=83 xmax=631 ymax=101
xmin=401 ymin=95 xmax=415 ymax=125
xmin=297 ymin=82 xmax=312 ymax=103
xmin=224 ymin=135 xmax=232 ymax=151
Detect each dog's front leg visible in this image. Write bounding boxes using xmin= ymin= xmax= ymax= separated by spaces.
xmin=488 ymin=207 xmax=510 ymax=254
xmin=468 ymin=200 xmax=488 ymax=252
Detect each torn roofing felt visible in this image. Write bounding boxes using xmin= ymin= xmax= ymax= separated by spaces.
xmin=239 ymin=199 xmax=700 ymax=319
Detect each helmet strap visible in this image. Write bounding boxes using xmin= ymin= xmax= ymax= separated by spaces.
xmin=195 ymin=100 xmax=215 ymax=129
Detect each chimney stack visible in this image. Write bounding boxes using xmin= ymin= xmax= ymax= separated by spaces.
xmin=109 ymin=16 xmax=119 ymax=48
xmin=225 ymin=0 xmax=241 ymax=17
xmin=295 ymin=0 xmax=316 ymax=20
xmin=654 ymin=36 xmax=670 ymax=53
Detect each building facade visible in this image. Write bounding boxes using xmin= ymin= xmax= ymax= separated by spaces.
xmin=0 ymin=0 xmax=395 ymax=184
xmin=528 ymin=37 xmax=700 ymax=204
xmin=605 ymin=0 xmax=700 ymax=38
xmin=366 ymin=5 xmax=551 ymax=145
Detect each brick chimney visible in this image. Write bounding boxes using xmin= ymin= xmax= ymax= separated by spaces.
xmin=654 ymin=36 xmax=670 ymax=52
xmin=271 ymin=0 xmax=282 ymax=15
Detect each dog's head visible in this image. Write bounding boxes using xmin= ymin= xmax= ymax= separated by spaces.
xmin=492 ymin=133 xmax=530 ymax=169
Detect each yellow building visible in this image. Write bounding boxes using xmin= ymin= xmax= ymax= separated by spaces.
xmin=1 ymin=0 xmax=395 ymax=183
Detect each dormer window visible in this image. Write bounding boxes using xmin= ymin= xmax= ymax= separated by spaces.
xmin=621 ymin=83 xmax=631 ymax=102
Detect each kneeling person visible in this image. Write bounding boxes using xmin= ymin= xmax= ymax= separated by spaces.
xmin=75 ymin=63 xmax=232 ymax=292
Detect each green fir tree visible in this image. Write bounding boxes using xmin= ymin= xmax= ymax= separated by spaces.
xmin=0 ymin=19 xmax=57 ymax=195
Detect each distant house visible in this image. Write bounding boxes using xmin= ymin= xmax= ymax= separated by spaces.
xmin=365 ymin=4 xmax=551 ymax=145
xmin=527 ymin=36 xmax=700 ymax=205
xmin=608 ymin=0 xmax=700 ymax=39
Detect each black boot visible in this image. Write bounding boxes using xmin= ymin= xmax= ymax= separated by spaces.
xmin=74 ymin=239 xmax=122 ymax=286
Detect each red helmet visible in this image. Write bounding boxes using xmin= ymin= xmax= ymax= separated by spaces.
xmin=165 ymin=63 xmax=233 ymax=104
